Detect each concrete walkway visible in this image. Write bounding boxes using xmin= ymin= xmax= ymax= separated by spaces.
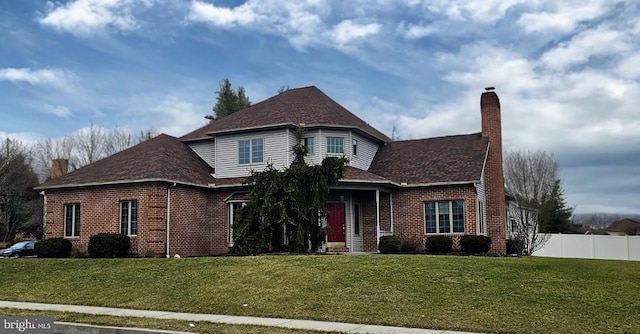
xmin=0 ymin=300 xmax=485 ymax=334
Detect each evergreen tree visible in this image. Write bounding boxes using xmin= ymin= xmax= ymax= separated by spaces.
xmin=208 ymin=78 xmax=251 ymax=120
xmin=232 ymin=128 xmax=348 ymax=255
xmin=538 ymin=179 xmax=576 ymax=233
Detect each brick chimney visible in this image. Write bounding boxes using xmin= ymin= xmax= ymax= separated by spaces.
xmin=480 ymin=87 xmax=506 ymax=253
xmin=50 ymin=159 xmax=69 ymax=179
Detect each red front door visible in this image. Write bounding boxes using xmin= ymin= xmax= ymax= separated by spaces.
xmin=327 ymin=203 xmax=346 ymax=243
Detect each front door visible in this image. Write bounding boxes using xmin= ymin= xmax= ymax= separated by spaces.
xmin=327 ymin=202 xmax=346 ymax=245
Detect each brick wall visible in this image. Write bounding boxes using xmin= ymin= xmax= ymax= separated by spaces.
xmin=481 ymin=90 xmax=507 ymax=253
xmin=391 ymin=185 xmax=478 ymax=251
xmin=44 ymin=183 xmax=232 ymax=257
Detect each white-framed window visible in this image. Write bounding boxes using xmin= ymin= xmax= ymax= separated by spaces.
xmin=303 ymin=137 xmax=314 ymax=154
xmin=425 ymin=200 xmax=464 ymax=234
xmin=64 ymin=203 xmax=81 ymax=237
xmin=352 ymin=139 xmax=358 ymax=156
xmin=238 ymin=138 xmax=264 ymax=164
xmin=228 ymin=202 xmax=246 ymax=246
xmin=327 ymin=137 xmax=344 ymax=154
xmin=120 ymin=200 xmax=138 ymax=236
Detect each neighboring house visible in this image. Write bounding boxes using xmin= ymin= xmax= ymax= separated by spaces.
xmin=605 ymin=219 xmax=640 ymax=236
xmin=36 ymin=86 xmax=506 ymax=256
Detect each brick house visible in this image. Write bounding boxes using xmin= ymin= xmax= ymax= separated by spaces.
xmin=36 ymin=86 xmax=506 ymax=256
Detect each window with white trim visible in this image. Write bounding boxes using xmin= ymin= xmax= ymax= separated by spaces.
xmin=425 ymin=200 xmax=464 ymax=234
xmin=228 ymin=202 xmax=246 ymax=245
xmin=352 ymin=139 xmax=358 ymax=156
xmin=303 ymin=137 xmax=314 ymax=154
xmin=64 ymin=203 xmax=80 ymax=237
xmin=120 ymin=200 xmax=138 ymax=236
xmin=327 ymin=137 xmax=344 ymax=154
xmin=238 ymin=138 xmax=264 ymax=164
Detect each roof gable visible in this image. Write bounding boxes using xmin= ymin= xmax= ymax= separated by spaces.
xmin=180 ymin=86 xmax=391 ymax=142
xmin=37 ymin=134 xmax=214 ymax=189
xmin=368 ymin=133 xmax=489 ymax=185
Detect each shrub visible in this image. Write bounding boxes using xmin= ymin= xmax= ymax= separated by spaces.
xmin=35 ymin=238 xmax=73 ymax=258
xmin=460 ymin=235 xmax=492 ymax=254
xmin=400 ymin=239 xmax=421 ymax=253
xmin=378 ymin=235 xmax=402 ymax=254
xmin=425 ymin=235 xmax=452 ymax=254
xmin=507 ymin=239 xmax=525 ymax=255
xmin=88 ymin=233 xmax=130 ymax=258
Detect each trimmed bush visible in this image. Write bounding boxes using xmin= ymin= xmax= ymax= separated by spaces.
xmin=400 ymin=239 xmax=421 ymax=253
xmin=35 ymin=238 xmax=72 ymax=258
xmin=507 ymin=239 xmax=525 ymax=255
xmin=460 ymin=235 xmax=492 ymax=254
xmin=425 ymin=235 xmax=452 ymax=254
xmin=378 ymin=235 xmax=402 ymax=254
xmin=88 ymin=233 xmax=130 ymax=258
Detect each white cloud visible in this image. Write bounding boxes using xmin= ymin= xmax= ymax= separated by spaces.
xmin=39 ymin=0 xmax=154 ymax=36
xmin=186 ymin=1 xmax=256 ymax=27
xmin=149 ymin=96 xmax=207 ymax=136
xmin=329 ymin=20 xmax=381 ymax=45
xmin=517 ymin=1 xmax=609 ymax=34
xmin=541 ymin=25 xmax=630 ymax=71
xmin=413 ymin=0 xmax=526 ymax=23
xmin=43 ymin=104 xmax=72 ymax=118
xmin=397 ymin=21 xmax=436 ymax=39
xmin=0 ymin=68 xmax=71 ymax=88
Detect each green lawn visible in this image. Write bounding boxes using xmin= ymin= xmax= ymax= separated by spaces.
xmin=2 ymin=255 xmax=639 ymax=334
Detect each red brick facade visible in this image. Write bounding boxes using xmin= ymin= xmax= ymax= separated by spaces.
xmin=44 ymin=183 xmax=235 ymax=257
xmin=41 ymin=89 xmax=507 ymax=256
xmin=481 ymin=90 xmax=507 ymax=252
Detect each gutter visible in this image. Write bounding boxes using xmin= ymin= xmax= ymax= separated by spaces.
xmin=35 ymin=178 xmax=210 ymax=191
xmin=166 ymin=183 xmax=176 ymax=258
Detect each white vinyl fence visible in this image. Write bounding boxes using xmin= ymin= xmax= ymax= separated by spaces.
xmin=532 ymin=234 xmax=640 ymax=261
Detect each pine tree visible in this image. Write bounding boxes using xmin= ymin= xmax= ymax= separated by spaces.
xmin=538 ymin=179 xmax=575 ymax=233
xmin=208 ymin=78 xmax=251 ymax=120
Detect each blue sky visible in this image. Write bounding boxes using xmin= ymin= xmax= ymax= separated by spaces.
xmin=1 ymin=0 xmax=639 ymax=214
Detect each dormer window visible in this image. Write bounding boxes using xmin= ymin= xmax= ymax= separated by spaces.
xmin=327 ymin=137 xmax=344 ymax=154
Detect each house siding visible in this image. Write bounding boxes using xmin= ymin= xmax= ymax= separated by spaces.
xmin=216 ymin=129 xmax=290 ymax=178
xmin=350 ymin=132 xmax=379 ymax=170
xmin=188 ymin=140 xmax=215 ymax=169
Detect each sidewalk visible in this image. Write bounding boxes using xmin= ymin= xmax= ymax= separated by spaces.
xmin=0 ymin=300 xmax=485 ymax=334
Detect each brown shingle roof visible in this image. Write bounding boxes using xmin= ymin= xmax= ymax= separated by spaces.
xmin=368 ymin=133 xmax=489 ymax=185
xmin=36 ymin=134 xmax=215 ymax=189
xmin=180 ymin=86 xmax=391 ymax=142
xmin=606 ymin=219 xmax=640 ymax=234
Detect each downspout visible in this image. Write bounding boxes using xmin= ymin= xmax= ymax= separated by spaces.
xmin=40 ymin=191 xmax=46 ymax=239
xmin=376 ymin=188 xmax=380 ymax=250
xmin=389 ymin=191 xmax=394 ymax=234
xmin=166 ymin=183 xmax=175 ymax=258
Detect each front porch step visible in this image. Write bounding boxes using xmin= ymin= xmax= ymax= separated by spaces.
xmin=326 ymin=247 xmax=350 ymax=253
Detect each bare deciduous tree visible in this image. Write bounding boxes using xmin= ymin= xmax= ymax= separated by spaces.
xmin=504 ymin=149 xmax=559 ymax=254
xmin=0 ymin=138 xmax=41 ymax=242
xmin=30 ymin=124 xmax=150 ymax=182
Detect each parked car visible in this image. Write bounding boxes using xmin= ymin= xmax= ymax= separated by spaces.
xmin=1 ymin=241 xmax=38 ymax=258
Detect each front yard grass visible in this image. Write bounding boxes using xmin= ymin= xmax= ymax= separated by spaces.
xmin=1 ymin=255 xmax=638 ymax=334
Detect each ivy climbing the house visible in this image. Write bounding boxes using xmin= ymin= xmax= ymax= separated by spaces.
xmin=232 ymin=128 xmax=348 ymax=255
